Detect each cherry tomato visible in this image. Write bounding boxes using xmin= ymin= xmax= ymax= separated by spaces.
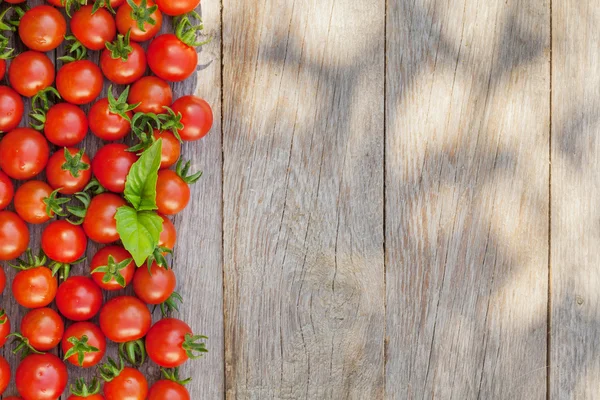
xmin=46 ymin=148 xmax=92 ymax=195
xmin=116 ymin=0 xmax=162 ymax=42
xmin=0 ymin=211 xmax=29 ymax=260
xmin=8 ymin=51 xmax=55 ymax=97
xmin=148 ymin=34 xmax=197 ymax=82
xmin=83 ymin=193 xmax=126 ymax=243
xmin=0 ymin=86 xmax=24 ymax=132
xmin=0 ymin=171 xmax=14 ymax=211
xmin=128 ymin=76 xmax=172 ymax=114
xmin=0 ymin=310 xmax=10 ymax=348
xmin=0 ymin=355 xmax=9 ymax=396
xmin=71 ymin=5 xmax=116 ymax=50
xmin=103 ymin=366 xmax=148 ymax=400
xmin=101 ymin=37 xmax=147 ymax=85
xmin=90 ymin=245 xmax=135 ymax=291
xmin=159 ymin=214 xmax=177 ymax=250
xmin=170 ymin=95 xmax=213 ymax=141
xmin=155 ymin=131 xmax=181 ymax=169
xmin=148 ymin=380 xmax=190 ymax=400
xmin=0 ymin=267 xmax=4 ymax=294
xmin=133 ymin=262 xmax=176 ymax=304
xmin=12 ymin=266 xmax=57 ymax=308
xmin=89 ymin=98 xmax=132 ymax=141
xmin=57 ymin=276 xmax=103 ymax=321
xmin=42 ymin=220 xmax=87 ymax=263
xmin=62 ymin=321 xmax=106 ymax=368
xmin=16 ymin=353 xmax=68 ymax=400
xmin=92 ymin=144 xmax=137 ymax=193
xmin=0 ymin=128 xmax=49 ymax=180
xmin=19 ymin=5 xmax=66 ymax=52
xmin=155 ymin=0 xmax=199 ymax=16
xmin=20 ymin=307 xmax=64 ymax=351
xmin=44 ymin=103 xmax=88 ymax=146
xmin=57 ymin=60 xmax=103 ymax=105
xmin=156 ymin=170 xmax=190 ymax=215
xmin=14 ymin=180 xmax=53 ymax=224
xmin=146 ymin=318 xmax=205 ymax=368
xmin=99 ymin=295 xmax=151 ymax=343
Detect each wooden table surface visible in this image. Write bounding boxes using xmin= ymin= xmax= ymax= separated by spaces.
xmin=3 ymin=0 xmax=599 ymax=398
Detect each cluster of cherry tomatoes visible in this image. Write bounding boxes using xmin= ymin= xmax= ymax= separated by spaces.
xmin=0 ymin=0 xmax=213 ymax=398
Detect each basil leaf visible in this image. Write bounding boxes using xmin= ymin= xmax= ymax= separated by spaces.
xmin=115 ymin=206 xmax=163 ymax=266
xmin=124 ymin=139 xmax=162 ymax=211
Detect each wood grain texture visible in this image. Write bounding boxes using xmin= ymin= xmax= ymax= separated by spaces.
xmin=222 ymin=0 xmax=385 ymax=398
xmin=385 ymin=0 xmax=550 ymax=398
xmin=551 ymin=1 xmax=600 ymax=398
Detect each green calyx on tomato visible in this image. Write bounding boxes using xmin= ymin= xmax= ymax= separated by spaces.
xmin=61 ymin=147 xmax=91 ymax=178
xmin=63 ymin=335 xmax=100 ymax=367
xmin=58 ymin=35 xmax=88 ymax=63
xmin=105 ymin=30 xmax=134 ymax=60
xmin=146 ymin=244 xmax=172 ymax=270
xmin=0 ymin=309 xmax=6 ymax=324
xmin=0 ymin=34 xmax=14 ymax=60
xmin=160 ymin=291 xmax=183 ymax=317
xmin=126 ymin=0 xmax=158 ymax=32
xmin=158 ymin=107 xmax=184 ymax=141
xmin=91 ymin=254 xmax=133 ymax=288
xmin=119 ymin=339 xmax=146 ymax=367
xmin=49 ymin=255 xmax=85 ymax=281
xmin=182 ymin=333 xmax=208 ymax=359
xmin=176 ymin=158 xmax=203 ymax=185
xmin=174 ymin=10 xmax=210 ymax=47
xmin=98 ymin=356 xmax=125 ymax=382
xmin=92 ymin=0 xmax=116 ymax=14
xmin=42 ymin=188 xmax=69 ymax=218
xmin=8 ymin=332 xmax=44 ymax=358
xmin=0 ymin=6 xmax=23 ymax=32
xmin=161 ymin=367 xmax=192 ymax=385
xmin=66 ymin=178 xmax=107 ymax=224
xmin=62 ymin=0 xmax=88 ymax=17
xmin=9 ymin=248 xmax=47 ymax=271
xmin=108 ymin=85 xmax=140 ymax=121
xmin=70 ymin=377 xmax=102 ymax=397
xmin=129 ymin=112 xmax=162 ymax=153
xmin=29 ymin=87 xmax=62 ymax=130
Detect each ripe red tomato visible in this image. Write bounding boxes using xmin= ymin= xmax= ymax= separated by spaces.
xmin=83 ymin=193 xmax=126 ymax=243
xmin=19 ymin=5 xmax=66 ymax=52
xmin=46 ymin=148 xmax=92 ymax=195
xmin=20 ymin=307 xmax=64 ymax=351
xmin=12 ymin=266 xmax=57 ymax=308
xmin=148 ymin=34 xmax=197 ymax=82
xmin=116 ymin=0 xmax=162 ymax=42
xmin=0 ymin=310 xmax=10 ymax=348
xmin=99 ymin=296 xmax=151 ymax=343
xmin=156 ymin=170 xmax=190 ymax=215
xmin=103 ymin=366 xmax=148 ymax=400
xmin=0 ymin=355 xmax=9 ymax=396
xmin=155 ymin=131 xmax=181 ymax=169
xmin=89 ymin=98 xmax=132 ymax=141
xmin=170 ymin=96 xmax=213 ymax=141
xmin=42 ymin=220 xmax=87 ymax=263
xmin=0 ymin=128 xmax=49 ymax=180
xmin=57 ymin=276 xmax=103 ymax=321
xmin=90 ymin=245 xmax=135 ymax=290
xmin=92 ymin=144 xmax=137 ymax=193
xmin=71 ymin=5 xmax=116 ymax=51
xmin=0 ymin=86 xmax=24 ymax=131
xmin=44 ymin=103 xmax=88 ymax=146
xmin=16 ymin=353 xmax=68 ymax=400
xmin=101 ymin=36 xmax=147 ymax=85
xmin=148 ymin=380 xmax=190 ymax=400
xmin=155 ymin=0 xmax=199 ymax=16
xmin=129 ymin=76 xmax=172 ymax=114
xmin=62 ymin=321 xmax=106 ymax=367
xmin=0 ymin=171 xmax=14 ymax=211
xmin=14 ymin=180 xmax=53 ymax=224
xmin=159 ymin=214 xmax=177 ymax=250
xmin=146 ymin=318 xmax=206 ymax=367
xmin=133 ymin=262 xmax=176 ymax=304
xmin=57 ymin=60 xmax=103 ymax=105
xmin=8 ymin=51 xmax=55 ymax=97
xmin=0 ymin=211 xmax=29 ymax=260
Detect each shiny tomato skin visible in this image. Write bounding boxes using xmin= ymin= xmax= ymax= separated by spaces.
xmin=0 ymin=310 xmax=10 ymax=348
xmin=116 ymin=0 xmax=162 ymax=42
xmin=14 ymin=180 xmax=53 ymax=224
xmin=89 ymin=98 xmax=132 ymax=141
xmin=19 ymin=5 xmax=66 ymax=52
xmin=8 ymin=51 xmax=55 ymax=97
xmin=0 ymin=171 xmax=14 ymax=211
xmin=57 ymin=60 xmax=103 ymax=105
xmin=128 ymin=76 xmax=172 ymax=114
xmin=100 ymin=42 xmax=147 ymax=85
xmin=0 ymin=211 xmax=29 ymax=260
xmin=16 ymin=353 xmax=68 ymax=400
xmin=156 ymin=170 xmax=190 ymax=215
xmin=0 ymin=86 xmax=24 ymax=132
xmin=155 ymin=130 xmax=181 ymax=169
xmin=20 ymin=307 xmax=64 ymax=351
xmin=171 ymin=95 xmax=213 ymax=141
xmin=159 ymin=214 xmax=177 ymax=250
xmin=46 ymin=148 xmax=92 ymax=195
xmin=12 ymin=266 xmax=57 ymax=308
xmin=0 ymin=128 xmax=49 ymax=180
xmin=90 ymin=245 xmax=135 ymax=291
xmin=71 ymin=5 xmax=116 ymax=51
xmin=44 ymin=103 xmax=88 ymax=146
xmin=41 ymin=220 xmax=87 ymax=263
xmin=99 ymin=296 xmax=151 ymax=343
xmin=57 ymin=276 xmax=103 ymax=321
xmin=83 ymin=193 xmax=126 ymax=244
xmin=0 ymin=355 xmax=9 ymax=396
xmin=148 ymin=380 xmax=190 ymax=400
xmin=62 ymin=321 xmax=106 ymax=367
xmin=145 ymin=318 xmax=192 ymax=368
xmin=155 ymin=0 xmax=199 ymax=16
xmin=133 ymin=262 xmax=176 ymax=304
xmin=103 ymin=367 xmax=148 ymax=400
xmin=92 ymin=144 xmax=137 ymax=193
xmin=148 ymin=34 xmax=197 ymax=82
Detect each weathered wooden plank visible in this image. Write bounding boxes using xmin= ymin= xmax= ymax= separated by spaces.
xmin=551 ymin=2 xmax=600 ymax=398
xmin=223 ymin=0 xmax=385 ymax=398
xmin=385 ymin=0 xmax=550 ymax=398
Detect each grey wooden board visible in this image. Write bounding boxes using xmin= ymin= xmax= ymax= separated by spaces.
xmin=385 ymin=0 xmax=550 ymax=399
